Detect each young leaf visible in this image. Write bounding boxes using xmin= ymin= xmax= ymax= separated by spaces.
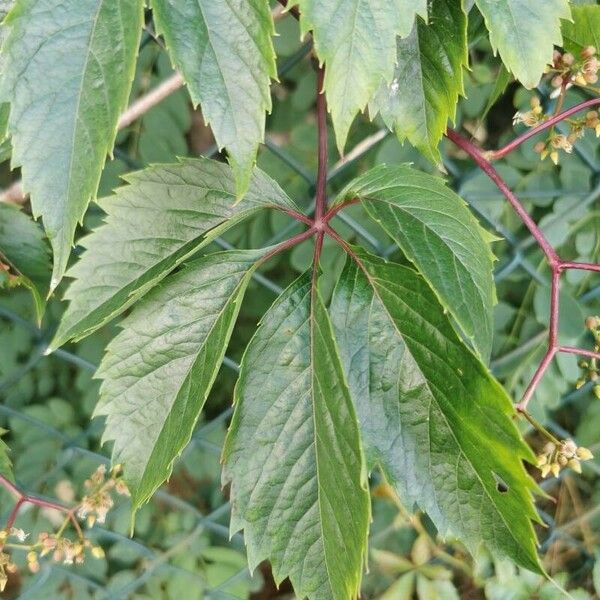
xmin=370 ymin=0 xmax=467 ymax=163
xmin=337 ymin=164 xmax=496 ymax=361
xmin=0 ymin=0 xmax=144 ymax=288
xmin=96 ymin=249 xmax=264 ymax=512
xmin=292 ymin=0 xmax=428 ymax=153
xmin=0 ymin=429 xmax=13 ymax=482
xmin=50 ymin=158 xmax=297 ymax=351
xmin=474 ymin=0 xmax=571 ymax=89
xmin=223 ymin=274 xmax=370 ymax=600
xmin=150 ymin=0 xmax=276 ymax=198
xmin=0 ymin=204 xmax=50 ymax=323
xmin=330 ymin=249 xmax=542 ymax=573
xmin=562 ymin=5 xmax=600 ymax=56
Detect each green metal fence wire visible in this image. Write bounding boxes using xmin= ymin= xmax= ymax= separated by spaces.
xmin=1 ymin=36 xmax=599 ymax=600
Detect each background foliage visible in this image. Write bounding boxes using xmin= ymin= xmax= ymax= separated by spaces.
xmin=0 ymin=1 xmax=600 ymax=598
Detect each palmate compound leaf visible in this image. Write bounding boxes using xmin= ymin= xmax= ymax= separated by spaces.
xmin=369 ymin=0 xmax=467 ymax=164
xmin=291 ymin=0 xmax=428 ymax=153
xmin=336 ymin=164 xmax=496 ymax=361
xmin=50 ymin=158 xmax=298 ymax=351
xmin=150 ymin=0 xmax=276 ymax=198
xmin=474 ymin=0 xmax=571 ymax=89
xmin=0 ymin=203 xmax=50 ymax=323
xmin=0 ymin=0 xmax=144 ymax=288
xmin=96 ymin=249 xmax=266 ymax=512
xmin=222 ymin=273 xmax=370 ymax=600
xmin=330 ymin=248 xmax=543 ymax=573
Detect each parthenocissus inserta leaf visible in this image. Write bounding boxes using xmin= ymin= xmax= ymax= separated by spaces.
xmin=223 ymin=273 xmax=371 ymax=599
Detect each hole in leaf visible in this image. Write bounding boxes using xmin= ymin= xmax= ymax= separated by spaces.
xmin=492 ymin=472 xmax=509 ymax=494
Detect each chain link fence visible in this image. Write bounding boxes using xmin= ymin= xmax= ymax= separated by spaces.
xmin=1 ymin=31 xmax=600 ymax=600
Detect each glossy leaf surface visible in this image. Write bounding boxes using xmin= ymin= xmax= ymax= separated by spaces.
xmin=223 ymin=274 xmax=370 ymax=599
xmin=331 ymin=249 xmax=542 ymax=573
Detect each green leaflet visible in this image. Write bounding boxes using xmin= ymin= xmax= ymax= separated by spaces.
xmin=50 ymin=158 xmax=298 ymax=351
xmin=337 ymin=164 xmax=496 ymax=361
xmin=0 ymin=429 xmax=13 ymax=482
xmin=150 ymin=0 xmax=276 ymax=198
xmin=0 ymin=0 xmax=144 ymax=288
xmin=0 ymin=204 xmax=50 ymax=323
xmin=330 ymin=249 xmax=542 ymax=573
xmin=370 ymin=0 xmax=467 ymax=163
xmin=475 ymin=0 xmax=571 ymax=89
xmin=96 ymin=249 xmax=264 ymax=512
xmin=562 ymin=5 xmax=600 ymax=56
xmin=292 ymin=0 xmax=428 ymax=153
xmin=223 ymin=274 xmax=370 ymax=600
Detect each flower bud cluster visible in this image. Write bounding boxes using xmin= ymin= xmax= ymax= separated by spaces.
xmin=35 ymin=532 xmax=104 ymax=566
xmin=519 ymin=47 xmax=600 ymax=164
xmin=536 ymin=439 xmax=594 ymax=478
xmin=0 ymin=530 xmax=22 ymax=592
xmin=549 ymin=46 xmax=599 ymax=88
xmin=528 ymin=106 xmax=600 ymax=165
xmin=77 ymin=464 xmax=129 ymax=527
xmin=576 ymin=316 xmax=600 ymax=397
xmin=513 ymin=96 xmax=544 ymax=128
xmin=0 ymin=464 xmax=129 ymax=590
xmin=533 ymin=132 xmax=576 ymax=165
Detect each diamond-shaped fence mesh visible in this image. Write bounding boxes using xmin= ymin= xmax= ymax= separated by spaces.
xmin=1 ymin=32 xmax=599 ymax=600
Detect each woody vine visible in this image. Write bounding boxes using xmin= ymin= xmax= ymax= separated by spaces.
xmin=1 ymin=33 xmax=599 ymax=570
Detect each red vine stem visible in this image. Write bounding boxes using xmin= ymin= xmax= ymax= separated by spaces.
xmin=284 ymin=208 xmax=313 ymax=227
xmin=0 ymin=474 xmax=83 ymax=538
xmin=312 ymin=64 xmax=328 ymax=290
xmin=446 ymin=125 xmax=600 ymax=411
xmin=488 ymin=97 xmax=600 ymax=160
xmin=560 ymin=261 xmax=600 ymax=273
xmin=314 ymin=66 xmax=328 ymax=224
xmin=446 ymin=129 xmax=560 ymax=265
xmin=559 ymin=346 xmax=600 ymax=359
xmin=323 ymin=198 xmax=360 ymax=222
xmin=259 ymin=226 xmax=316 ymax=264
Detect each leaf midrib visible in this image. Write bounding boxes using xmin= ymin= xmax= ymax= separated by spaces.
xmin=63 ymin=0 xmax=106 ymax=241
xmin=308 ymin=288 xmax=336 ymax=599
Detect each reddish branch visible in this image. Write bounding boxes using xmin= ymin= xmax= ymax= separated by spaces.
xmin=488 ymin=97 xmax=600 ymax=160
xmin=446 ymin=96 xmax=600 ymax=411
xmin=0 ymin=474 xmax=83 ymax=538
xmin=445 ymin=129 xmax=560 ymax=266
xmin=312 ymin=65 xmax=328 ymax=289
xmin=260 ymin=226 xmax=316 ymax=264
xmin=261 ymin=67 xmax=328 ymax=272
